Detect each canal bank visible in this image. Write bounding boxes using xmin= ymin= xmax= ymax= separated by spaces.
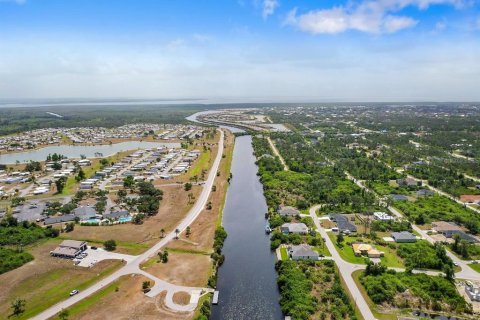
xmin=211 ymin=135 xmax=283 ymax=320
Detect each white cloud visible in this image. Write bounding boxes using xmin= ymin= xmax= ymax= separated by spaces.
xmin=262 ymin=0 xmax=279 ymax=19
xmin=383 ymin=15 xmax=418 ymax=32
xmin=285 ymin=0 xmax=462 ymax=34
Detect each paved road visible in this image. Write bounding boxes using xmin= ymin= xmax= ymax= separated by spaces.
xmin=309 ymin=205 xmax=375 ymax=320
xmin=267 ymin=137 xmax=288 ymax=171
xmin=31 ymin=129 xmax=224 ymax=320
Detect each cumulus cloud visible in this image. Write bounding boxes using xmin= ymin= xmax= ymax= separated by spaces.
xmin=262 ymin=0 xmax=279 ymax=19
xmin=285 ymin=0 xmax=463 ymax=34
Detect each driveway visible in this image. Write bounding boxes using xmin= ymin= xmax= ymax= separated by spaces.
xmin=76 ymin=248 xmax=136 ymax=267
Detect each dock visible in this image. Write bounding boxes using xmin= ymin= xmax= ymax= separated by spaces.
xmin=212 ymin=291 xmax=219 ymax=304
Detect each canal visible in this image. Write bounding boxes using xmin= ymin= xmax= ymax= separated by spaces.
xmin=211 ymin=135 xmax=283 ymax=320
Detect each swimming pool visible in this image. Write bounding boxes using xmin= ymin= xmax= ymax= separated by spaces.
xmin=118 ymin=216 xmax=132 ymax=223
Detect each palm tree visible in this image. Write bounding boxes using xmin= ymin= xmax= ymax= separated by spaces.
xmin=175 ymin=229 xmax=180 ymax=239
xmin=160 ymin=228 xmax=165 ymax=238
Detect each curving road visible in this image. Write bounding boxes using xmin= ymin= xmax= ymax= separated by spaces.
xmin=31 ymin=129 xmax=224 ymax=320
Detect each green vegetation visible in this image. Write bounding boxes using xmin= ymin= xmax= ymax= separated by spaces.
xmin=0 ymin=247 xmax=33 ymax=274
xmin=276 ymin=260 xmax=357 ymax=320
xmin=359 ymin=269 xmax=471 ymax=315
xmin=396 ymin=241 xmax=452 ymax=270
xmin=394 ymin=195 xmax=480 ymax=234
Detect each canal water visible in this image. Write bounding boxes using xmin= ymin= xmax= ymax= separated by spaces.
xmin=211 ymin=135 xmax=283 ymax=320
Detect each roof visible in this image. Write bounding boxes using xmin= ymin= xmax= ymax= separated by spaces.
xmin=73 ymin=206 xmax=97 ymax=218
xmin=51 ymin=247 xmax=78 ymax=257
xmin=460 ymin=195 xmax=480 ymax=203
xmin=289 ymin=244 xmax=319 ymax=258
xmin=281 ymin=223 xmax=308 ymax=233
xmin=277 ymin=206 xmax=300 ymax=216
xmin=417 ymin=189 xmax=434 ymax=196
xmin=103 ymin=210 xmax=129 ymax=220
xmin=392 ymin=231 xmax=416 ymax=241
xmin=330 ymin=214 xmax=357 ymax=232
xmin=44 ymin=214 xmax=76 ymax=225
xmin=432 ymin=221 xmax=462 ymax=232
xmin=442 ymin=230 xmax=479 ymax=243
xmin=59 ymin=239 xmax=86 ymax=249
xmin=389 ymin=194 xmax=409 ymax=201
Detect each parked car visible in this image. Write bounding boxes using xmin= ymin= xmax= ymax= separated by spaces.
xmin=70 ymin=290 xmax=79 ymax=296
xmin=91 ymin=246 xmax=97 ymax=250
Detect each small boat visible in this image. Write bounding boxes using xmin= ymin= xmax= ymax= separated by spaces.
xmin=265 ymin=223 xmax=272 ymax=234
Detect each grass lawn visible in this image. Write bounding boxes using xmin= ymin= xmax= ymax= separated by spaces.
xmin=188 ymin=149 xmax=211 ymax=179
xmin=62 ymin=278 xmax=121 ymax=318
xmin=328 ymin=233 xmax=404 ymax=268
xmin=6 ymin=259 xmax=123 ymax=320
xmin=58 ymin=235 xmax=149 ymax=255
xmin=280 ymin=247 xmax=289 ymax=260
xmin=468 ymin=263 xmax=480 ymax=273
xmin=315 ymin=245 xmax=331 ymax=257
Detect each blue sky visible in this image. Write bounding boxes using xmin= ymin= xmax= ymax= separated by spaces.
xmin=0 ymin=0 xmax=479 ymax=101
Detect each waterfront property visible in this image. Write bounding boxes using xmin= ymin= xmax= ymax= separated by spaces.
xmin=280 ymin=222 xmax=308 ymax=234
xmin=288 ymin=244 xmax=319 ymax=260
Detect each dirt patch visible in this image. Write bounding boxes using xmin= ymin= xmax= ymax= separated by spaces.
xmin=143 ymin=251 xmax=211 ymax=287
xmin=71 ymin=275 xmax=191 ymax=320
xmin=61 ymin=185 xmax=201 ymax=253
xmin=173 ymin=291 xmax=191 ymax=305
xmin=167 ymin=131 xmax=234 ymax=253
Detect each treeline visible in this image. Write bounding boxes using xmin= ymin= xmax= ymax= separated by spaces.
xmin=0 ymin=104 xmax=205 ymax=136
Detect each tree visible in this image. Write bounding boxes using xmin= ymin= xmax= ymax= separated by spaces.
xmin=104 ymin=239 xmax=117 ymax=251
xmin=75 ymin=169 xmax=86 ymax=182
xmin=52 ymin=162 xmax=62 ymax=170
xmin=175 ymin=229 xmax=180 ymax=239
xmin=184 ymin=182 xmax=192 ymax=191
xmin=444 ymin=264 xmax=455 ymax=282
xmin=9 ymin=298 xmax=26 ymax=318
xmin=186 ymin=226 xmax=191 ymax=238
xmin=132 ymin=214 xmax=145 ymax=224
xmin=64 ymin=222 xmax=75 ymax=233
xmin=95 ymin=201 xmax=106 ymax=215
xmin=142 ymin=281 xmax=151 ymax=292
xmin=160 ymin=228 xmax=165 ymax=238
xmin=58 ymin=309 xmax=70 ymax=320
xmin=55 ymin=177 xmax=67 ymax=194
xmin=336 ymin=233 xmax=344 ymax=246
xmin=25 ymin=161 xmax=41 ymax=173
xmin=99 ymin=158 xmax=109 ymax=168
xmin=117 ymin=189 xmax=127 ymax=199
xmin=11 ymin=197 xmax=26 ymax=207
xmin=160 ymin=250 xmax=169 ymax=263
xmin=123 ymin=176 xmax=135 ymax=189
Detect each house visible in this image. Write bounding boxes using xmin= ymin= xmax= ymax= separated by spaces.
xmin=442 ymin=230 xmax=479 ymax=243
xmin=281 ymin=223 xmax=308 ymax=234
xmin=460 ymin=195 xmax=480 ymax=204
xmin=51 ymin=240 xmax=87 ymax=259
xmin=103 ymin=210 xmax=129 ymax=220
xmin=44 ymin=214 xmax=76 ymax=225
xmin=417 ymin=189 xmax=434 ymax=197
xmin=288 ymin=244 xmax=319 ymax=260
xmin=330 ymin=214 xmax=357 ymax=233
xmin=72 ymin=206 xmax=97 ymax=220
xmin=396 ymin=178 xmax=418 ymax=187
xmin=373 ymin=212 xmax=394 ymax=221
xmin=432 ymin=221 xmax=462 ymax=233
xmin=391 ymin=231 xmax=417 ymax=243
xmin=352 ymin=243 xmax=384 ymax=258
xmin=389 ymin=194 xmax=409 ymax=201
xmin=465 ymin=282 xmax=480 ymax=302
xmin=277 ymin=206 xmax=300 ymax=217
